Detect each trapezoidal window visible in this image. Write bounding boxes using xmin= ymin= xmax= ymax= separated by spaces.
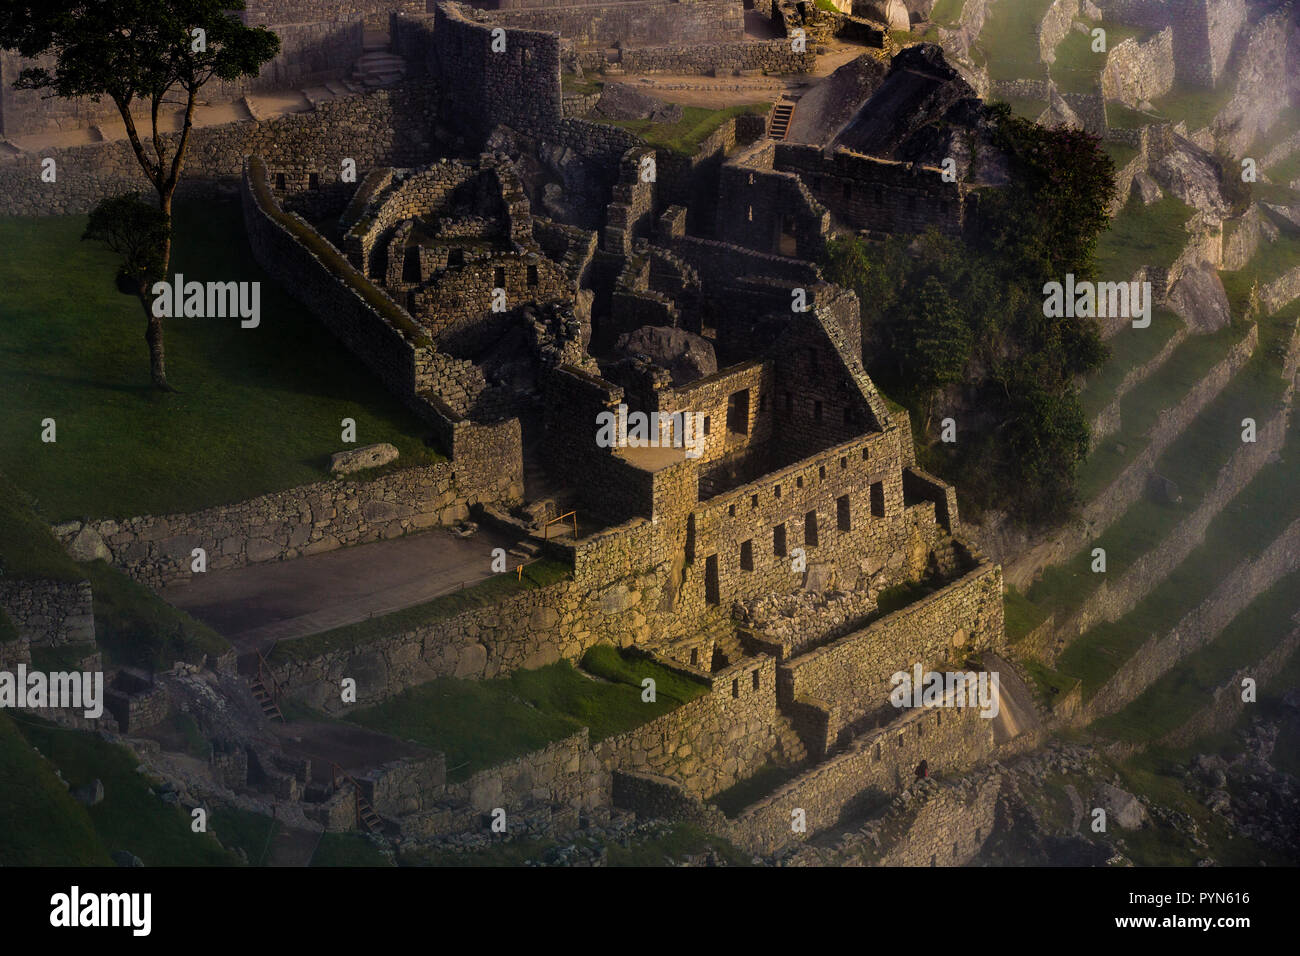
xmin=752 ymin=669 xmax=760 ymax=691
xmin=740 ymin=540 xmax=754 ymax=571
xmin=308 ymin=172 xmax=320 ymax=190
xmin=837 ymin=495 xmax=851 ymax=532
xmin=527 ymin=264 xmax=539 ymax=286
xmin=773 ymin=523 xmax=787 ymax=557
xmin=274 ymin=172 xmax=286 ymax=190
xmin=727 ymin=389 xmax=750 ymax=436
xmin=804 ymin=511 xmax=818 ymax=547
xmin=493 ymin=266 xmax=506 ymax=288
xmin=871 ymin=481 xmax=885 ymax=517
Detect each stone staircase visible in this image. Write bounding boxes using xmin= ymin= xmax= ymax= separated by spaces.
xmin=350 ymin=31 xmax=407 ymax=90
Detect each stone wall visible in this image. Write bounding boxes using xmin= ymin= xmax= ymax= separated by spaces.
xmin=52 ymin=460 xmax=518 ymax=591
xmin=588 ymin=39 xmax=816 ymax=75
xmin=423 ymin=4 xmax=564 ymax=138
xmin=491 ymin=0 xmax=746 ymax=49
xmin=594 ymin=654 xmax=795 ymax=798
xmin=0 ymin=579 xmax=95 ymax=646
xmin=0 ymin=83 xmax=439 ymax=216
xmin=268 ymin=565 xmax=688 ymax=710
xmin=773 ymin=144 xmax=971 ymax=238
xmin=779 ymin=562 xmax=1004 ymax=748
xmin=1101 ymin=27 xmax=1175 ymax=107
xmin=726 ymin=693 xmax=997 ymax=855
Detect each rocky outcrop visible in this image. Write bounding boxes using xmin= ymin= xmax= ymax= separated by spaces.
xmin=1039 ymin=0 xmax=1078 ymax=65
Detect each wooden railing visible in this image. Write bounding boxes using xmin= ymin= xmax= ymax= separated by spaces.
xmin=543 ymin=510 xmax=578 ymax=541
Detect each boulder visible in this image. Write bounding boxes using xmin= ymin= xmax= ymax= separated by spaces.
xmin=1095 ymin=783 xmax=1148 ymax=830
xmin=329 ymin=443 xmax=399 ymax=475
xmin=592 ymin=84 xmax=682 ymax=124
xmin=67 ymin=526 xmax=111 ymax=563
xmin=614 ymin=326 xmax=717 ymax=385
xmin=72 ymin=779 xmax=104 ymax=807
xmin=1167 ymin=263 xmax=1231 ymax=332
xmin=1146 ymin=472 xmax=1181 ymax=505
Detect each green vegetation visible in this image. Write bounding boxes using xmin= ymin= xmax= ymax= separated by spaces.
xmin=81 ymin=559 xmax=230 ymax=669
xmin=347 ymin=649 xmax=707 ymax=781
xmin=311 ymin=832 xmax=393 ymax=867
xmin=1149 ymin=83 xmax=1235 ymax=135
xmin=268 ymin=559 xmax=572 ymax=664
xmin=13 ymin=716 xmax=239 ymax=865
xmin=1018 ymin=659 xmax=1080 ymax=711
xmin=0 ymin=201 xmax=443 ymax=521
xmin=607 ymin=103 xmax=771 ymax=156
xmin=824 ymin=106 xmax=1115 ymax=525
xmin=30 ymin=642 xmax=99 ymax=674
xmin=1051 ymin=23 xmax=1147 ymax=96
xmin=0 ymin=713 xmax=111 ymax=865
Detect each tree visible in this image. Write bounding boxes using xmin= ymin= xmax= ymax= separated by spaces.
xmin=82 ymin=193 xmax=170 ymax=388
xmin=1 ymin=1 xmax=279 ymax=388
xmin=899 ymin=276 xmax=971 ymax=428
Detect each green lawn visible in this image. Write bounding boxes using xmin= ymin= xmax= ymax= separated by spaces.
xmin=13 ymin=716 xmax=240 ymax=865
xmin=1148 ymin=83 xmax=1236 ymax=134
xmin=0 ymin=200 xmax=442 ymax=522
xmin=0 ymin=472 xmax=84 ymax=582
xmin=267 ymin=559 xmax=572 ymax=664
xmin=606 ymin=103 xmax=771 ymax=156
xmin=209 ymin=806 xmax=280 ymax=865
xmin=347 ymin=648 xmax=708 ymax=782
xmin=929 ymin=0 xmax=964 ymax=27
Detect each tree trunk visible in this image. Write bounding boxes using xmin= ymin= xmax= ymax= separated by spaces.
xmin=137 ymin=281 xmax=172 ymax=392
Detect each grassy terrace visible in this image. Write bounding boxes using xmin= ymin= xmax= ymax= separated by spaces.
xmin=347 ymin=647 xmax=709 ymax=782
xmin=1078 ymin=308 xmax=1182 ymax=420
xmin=267 ymin=559 xmax=572 ymax=664
xmin=1149 ymin=83 xmax=1236 ymax=134
xmin=1091 ymin=567 xmax=1300 ymax=741
xmin=1026 ymin=302 xmax=1297 ymax=641
xmin=606 ymin=103 xmax=772 ymax=156
xmin=1056 ymin=402 xmax=1300 ymax=698
xmin=928 ymin=0 xmax=964 ymax=27
xmin=979 ymin=0 xmax=1054 ymax=83
xmin=0 ymin=200 xmax=441 ymax=522
xmin=1078 ymin=320 xmax=1248 ymax=499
